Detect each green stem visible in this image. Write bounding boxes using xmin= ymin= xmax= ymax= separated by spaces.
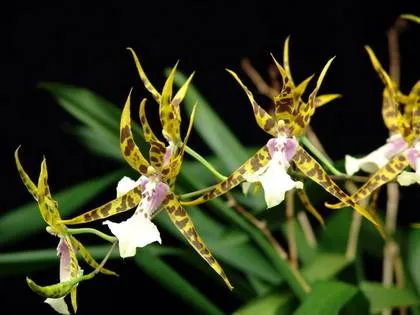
xmin=300 ymin=136 xmax=344 ymax=176
xmin=179 ymin=185 xmax=216 ymax=199
xmin=67 ymin=228 xmax=117 ymax=243
xmin=185 ymin=145 xmax=227 ymax=181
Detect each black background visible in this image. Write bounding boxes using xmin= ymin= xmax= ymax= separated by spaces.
xmin=1 ymin=2 xmax=419 ymax=314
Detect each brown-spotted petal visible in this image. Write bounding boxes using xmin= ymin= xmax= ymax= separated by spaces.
xmin=315 ymin=94 xmax=342 ymax=108
xmin=127 ymin=47 xmax=161 ymax=103
xmin=163 ymin=192 xmax=233 ymax=290
xmin=271 ymin=53 xmax=296 ymax=124
xmin=296 ymin=188 xmax=325 ymax=226
xmin=172 ymin=72 xmax=195 ymax=111
xmin=160 ymin=62 xmax=181 ymax=143
xmin=15 ymin=146 xmax=38 ymax=201
xmin=292 ymin=146 xmax=380 ymax=227
xmin=282 ymin=36 xmax=295 ymax=87
xmin=181 ymin=146 xmax=271 ymax=207
xmin=227 ymin=69 xmax=278 ymax=136
xmin=162 ymin=104 xmax=197 ymax=188
xmin=139 ymin=98 xmax=166 ymax=170
xmin=37 ymin=158 xmax=61 ymax=227
xmin=60 ymin=185 xmax=142 ymax=225
xmin=120 ymin=90 xmax=150 ymax=175
xmin=326 ymin=152 xmax=410 ymax=209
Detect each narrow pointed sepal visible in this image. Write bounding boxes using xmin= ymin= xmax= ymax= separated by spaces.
xmin=326 ymin=152 xmax=410 ymax=209
xmin=15 ymin=146 xmax=38 ymax=201
xmin=163 ymin=193 xmax=233 ymax=290
xmin=292 ymin=146 xmax=379 ymax=226
xmin=180 ymin=146 xmax=271 ymax=207
xmin=126 ymin=47 xmax=161 ymax=102
xmin=227 ymin=69 xmax=278 ymax=136
xmin=120 ymin=90 xmax=150 ymax=174
xmin=61 ymin=185 xmax=142 ymax=225
xmin=296 ymin=188 xmax=325 ymax=226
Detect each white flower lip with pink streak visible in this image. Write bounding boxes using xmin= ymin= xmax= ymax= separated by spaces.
xmin=243 ymin=136 xmax=303 ymax=208
xmin=104 ymin=175 xmax=169 ymax=258
xmin=44 ymin=239 xmax=73 ymax=315
xmin=345 ymin=134 xmax=407 ymax=176
xmin=397 ymin=143 xmax=420 ymax=186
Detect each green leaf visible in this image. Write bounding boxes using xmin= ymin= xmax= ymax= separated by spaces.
xmin=235 ymin=291 xmax=295 ymax=315
xmin=135 ymin=247 xmax=224 ymax=315
xmin=40 ymin=82 xmax=147 ymax=155
xmin=72 ymin=126 xmax=122 ymax=160
xmin=301 ymin=253 xmax=350 ymax=283
xmin=40 ymin=82 xmax=121 ymax=141
xmin=172 ymin=71 xmax=249 ymax=171
xmin=0 ymin=170 xmax=124 ymax=247
xmin=318 ymin=209 xmax=383 ymax=257
xmin=294 ymin=281 xmax=358 ymax=315
xmin=360 ymin=281 xmax=420 ymax=313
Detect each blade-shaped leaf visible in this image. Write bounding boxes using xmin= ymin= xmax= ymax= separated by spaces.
xmin=135 ymin=247 xmax=223 ymax=315
xmin=235 ymin=291 xmax=295 ymax=315
xmin=0 ymin=170 xmax=125 ymax=247
xmin=40 ymin=82 xmax=147 ymax=155
xmin=301 ymin=253 xmax=350 ymax=282
xmin=360 ymin=281 xmax=420 ymax=313
xmin=294 ymin=281 xmax=358 ymax=315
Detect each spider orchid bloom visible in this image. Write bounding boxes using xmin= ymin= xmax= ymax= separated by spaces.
xmin=181 ymin=45 xmax=379 ymax=229
xmin=326 ymin=47 xmax=420 ymax=210
xmin=344 ymin=47 xmax=411 ymax=176
xmin=61 ymin=56 xmax=233 ymax=290
xmin=15 ymin=149 xmax=116 ymax=314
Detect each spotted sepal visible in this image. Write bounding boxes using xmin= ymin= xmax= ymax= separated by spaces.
xmin=163 ymin=192 xmax=233 ymax=290
xmin=181 ymin=146 xmax=271 ymax=207
xmin=37 ymin=159 xmax=62 ymax=228
xmin=326 ymin=152 xmax=409 ymax=209
xmin=315 ymin=94 xmax=342 ymax=108
xmin=292 ymin=57 xmax=335 ymax=136
xmin=139 ymin=98 xmax=166 ymax=170
xmin=227 ymin=69 xmax=279 ymax=136
xmin=120 ymin=90 xmax=150 ymax=174
xmin=271 ymin=54 xmax=296 ymax=126
xmin=365 ymin=46 xmax=401 ymax=133
xmin=296 ymin=188 xmax=325 ymax=226
xmin=127 ymin=47 xmax=161 ymax=103
xmin=26 ymin=276 xmax=80 ymax=299
xmin=160 ymin=63 xmax=181 ymax=143
xmin=292 ymin=146 xmax=379 ymax=226
xmin=61 ymin=185 xmax=142 ymax=225
xmin=15 ymin=146 xmax=38 ymax=201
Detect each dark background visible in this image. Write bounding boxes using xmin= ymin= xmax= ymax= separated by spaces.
xmin=1 ymin=2 xmax=419 ymax=314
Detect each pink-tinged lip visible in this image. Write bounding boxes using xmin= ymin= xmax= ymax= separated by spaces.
xmin=267 ymin=136 xmax=298 ymax=161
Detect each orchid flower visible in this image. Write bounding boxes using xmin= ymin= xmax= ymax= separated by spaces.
xmin=344 ymin=47 xmax=411 ymax=176
xmin=326 ymin=47 xmax=420 ymax=210
xmin=15 ymin=149 xmax=117 ymax=314
xmin=61 ymin=53 xmax=233 ymax=290
xmin=181 ymin=41 xmax=380 ymax=229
